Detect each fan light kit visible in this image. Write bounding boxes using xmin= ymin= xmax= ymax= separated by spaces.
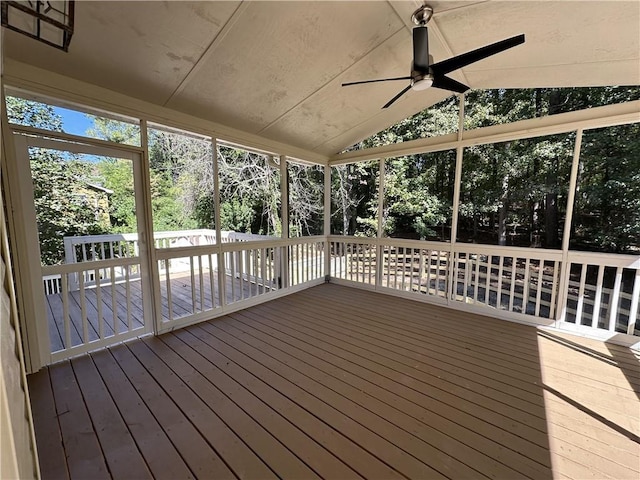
xmin=342 ymin=3 xmax=525 ymax=108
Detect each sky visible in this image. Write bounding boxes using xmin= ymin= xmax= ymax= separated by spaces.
xmin=53 ymin=106 xmax=93 ymax=136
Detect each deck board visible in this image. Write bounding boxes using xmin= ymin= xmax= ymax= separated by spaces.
xmin=89 ymin=348 xmax=195 ymax=479
xmin=30 ymin=283 xmax=640 ymax=480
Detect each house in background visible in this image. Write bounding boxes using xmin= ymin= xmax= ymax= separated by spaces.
xmin=77 ymin=182 xmax=112 ymax=227
xmin=1 ymin=2 xmax=639 ymax=479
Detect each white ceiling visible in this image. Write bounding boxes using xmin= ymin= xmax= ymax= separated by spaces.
xmin=4 ymin=1 xmax=639 ymax=157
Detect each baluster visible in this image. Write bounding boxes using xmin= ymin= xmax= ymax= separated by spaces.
xmin=549 ymin=260 xmax=559 ymax=319
xmin=261 ymin=248 xmax=266 ymax=294
xmin=534 ymin=260 xmax=543 ymax=317
xmin=508 ymin=258 xmax=516 ymax=312
xmin=496 ymin=256 xmax=504 ymax=309
xmin=473 ymin=254 xmax=480 ymax=302
xmin=111 ymin=266 xmax=118 ymax=334
xmin=463 ymin=253 xmax=470 ymax=302
xmin=95 ymin=268 xmax=103 ymax=339
xmin=591 ymin=265 xmax=606 ymax=327
xmin=627 ymin=270 xmax=640 ymax=335
xmin=189 ymin=256 xmax=196 ymax=312
xmin=198 ymin=255 xmax=204 ymax=312
xmin=165 ymin=259 xmax=173 ymax=323
xmin=79 ymin=272 xmax=88 ymax=343
xmin=208 ymin=254 xmax=215 ymax=308
xmin=61 ymin=274 xmax=71 ymax=349
xmin=522 ymin=258 xmax=531 ymax=314
xmin=608 ymin=266 xmax=623 ymax=331
xmin=485 ymin=255 xmax=491 ymax=305
xmin=253 ymin=249 xmax=259 ymax=294
xmin=575 ymin=263 xmax=588 ymax=324
xmin=125 ymin=265 xmax=132 ymax=331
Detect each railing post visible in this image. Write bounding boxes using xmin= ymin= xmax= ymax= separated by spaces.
xmin=555 ymin=129 xmax=583 ymax=327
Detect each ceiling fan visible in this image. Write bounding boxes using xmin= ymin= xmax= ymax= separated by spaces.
xmin=342 ymin=4 xmax=525 ymax=108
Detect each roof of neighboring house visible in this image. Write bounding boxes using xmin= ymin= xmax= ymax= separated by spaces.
xmin=85 ymin=183 xmax=113 ymax=195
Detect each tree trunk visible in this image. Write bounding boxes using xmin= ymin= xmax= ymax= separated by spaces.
xmin=545 ymin=190 xmax=558 ymax=248
xmin=499 ymin=173 xmax=509 ymax=246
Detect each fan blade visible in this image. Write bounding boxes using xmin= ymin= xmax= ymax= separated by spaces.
xmin=431 ymin=34 xmax=525 ymax=76
xmin=432 ymin=75 xmax=470 ymax=94
xmin=382 ymin=85 xmax=412 ymax=109
xmin=342 ymin=76 xmax=412 ymax=87
xmin=413 ymin=26 xmax=430 ymax=71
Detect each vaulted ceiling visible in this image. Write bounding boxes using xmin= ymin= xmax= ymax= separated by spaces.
xmin=4 ymin=1 xmax=639 ymax=157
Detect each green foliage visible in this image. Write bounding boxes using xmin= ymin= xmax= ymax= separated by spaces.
xmin=330 ymin=162 xmax=378 ymax=236
xmin=218 ymin=146 xmax=281 ymax=236
xmin=6 ymin=97 xmax=106 ymax=265
xmin=29 ymin=151 xmax=106 ymax=265
xmin=572 ymin=123 xmax=640 ymax=253
xmin=220 ymin=199 xmax=255 ymax=233
xmin=5 ymin=96 xmax=63 ymax=131
xmin=97 ymin=159 xmax=136 ymax=232
xmin=86 ymin=116 xmax=140 ymax=145
xmin=342 ymin=86 xmax=640 ymax=252
xmin=9 ymin=86 xmax=639 ymax=259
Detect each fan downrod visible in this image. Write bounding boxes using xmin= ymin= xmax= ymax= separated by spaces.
xmin=411 ymin=4 xmax=433 ymax=26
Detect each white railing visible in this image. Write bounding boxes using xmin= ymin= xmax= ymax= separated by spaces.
xmin=155 ymin=236 xmax=325 ymax=331
xmin=63 ymin=229 xmax=220 ymax=264
xmin=381 ymin=240 xmax=450 ymax=300
xmin=328 ymin=236 xmax=450 ymax=300
xmin=561 ymin=251 xmax=640 ymax=336
xmin=329 ymin=238 xmax=377 ymax=285
xmin=52 ymin=229 xmax=267 ymax=291
xmin=328 ymin=235 xmax=639 ymax=341
xmin=42 ymin=230 xmax=639 ymax=361
xmin=42 ymin=258 xmax=150 ymax=362
xmin=452 ymin=244 xmax=563 ymax=321
xmin=42 ymin=229 xmax=293 ymax=359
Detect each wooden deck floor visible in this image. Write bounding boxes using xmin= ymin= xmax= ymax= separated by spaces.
xmin=29 ymin=283 xmax=640 ymax=479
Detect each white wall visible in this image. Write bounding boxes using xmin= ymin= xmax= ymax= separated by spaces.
xmin=0 ymin=30 xmax=39 ymax=480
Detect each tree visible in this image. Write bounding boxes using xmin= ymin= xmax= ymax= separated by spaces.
xmin=218 ymin=146 xmax=281 ymax=236
xmin=346 ymin=86 xmax=639 ymax=252
xmin=288 ymin=162 xmax=324 ymax=237
xmin=6 ymin=97 xmax=106 ymax=265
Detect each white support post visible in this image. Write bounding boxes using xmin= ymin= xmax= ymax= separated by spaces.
xmin=376 ymin=157 xmax=385 ymax=288
xmin=135 ymin=119 xmax=156 ymax=336
xmin=448 ymin=94 xmax=465 ymax=303
xmin=279 ymin=155 xmax=289 ymax=288
xmin=2 ymin=131 xmax=49 ymax=371
xmin=556 ymin=129 xmax=583 ymax=326
xmin=324 ymin=163 xmax=331 ymax=280
xmin=280 ymin=155 xmax=289 ymax=240
xmin=213 ymin=138 xmax=226 ymax=307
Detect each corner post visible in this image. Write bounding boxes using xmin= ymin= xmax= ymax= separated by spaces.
xmin=555 ymin=128 xmax=583 ymax=326
xmin=448 ymin=93 xmax=465 ymax=303
xmin=376 ymin=157 xmax=385 ymax=288
xmin=324 ymin=162 xmax=331 ymax=280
